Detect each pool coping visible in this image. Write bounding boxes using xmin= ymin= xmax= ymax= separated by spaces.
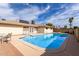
xmin=18 ymin=38 xmax=46 ymax=51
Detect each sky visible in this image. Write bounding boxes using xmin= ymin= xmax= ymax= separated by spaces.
xmin=0 ymin=3 xmax=79 ymax=27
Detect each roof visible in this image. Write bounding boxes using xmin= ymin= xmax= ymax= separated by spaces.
xmin=0 ymin=20 xmax=49 ymax=28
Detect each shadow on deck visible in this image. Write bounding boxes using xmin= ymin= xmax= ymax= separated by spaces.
xmin=41 ymin=35 xmax=79 ymax=56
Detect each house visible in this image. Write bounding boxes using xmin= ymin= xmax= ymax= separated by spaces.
xmin=0 ymin=20 xmax=53 ymax=35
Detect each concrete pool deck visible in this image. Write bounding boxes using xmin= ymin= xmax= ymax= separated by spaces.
xmin=0 ymin=41 xmax=23 ymax=56
xmin=0 ymin=34 xmax=79 ymax=56
xmin=11 ymin=34 xmax=79 ymax=56
xmin=10 ymin=35 xmax=45 ymax=56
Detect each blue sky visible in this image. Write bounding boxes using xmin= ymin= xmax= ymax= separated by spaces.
xmin=0 ymin=3 xmax=79 ymax=27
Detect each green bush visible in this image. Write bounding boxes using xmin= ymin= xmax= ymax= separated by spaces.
xmin=76 ymin=38 xmax=79 ymax=42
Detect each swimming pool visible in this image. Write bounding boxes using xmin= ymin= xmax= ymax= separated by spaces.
xmin=20 ymin=33 xmax=68 ymax=49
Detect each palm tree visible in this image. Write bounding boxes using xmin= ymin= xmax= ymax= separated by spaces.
xmin=69 ymin=17 xmax=74 ymax=28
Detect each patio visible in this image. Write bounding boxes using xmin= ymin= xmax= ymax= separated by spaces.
xmin=0 ymin=42 xmax=23 ymax=56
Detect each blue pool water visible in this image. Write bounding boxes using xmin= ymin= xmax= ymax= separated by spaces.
xmin=21 ymin=33 xmax=68 ymax=49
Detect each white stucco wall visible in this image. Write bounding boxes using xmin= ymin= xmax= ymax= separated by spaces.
xmin=0 ymin=25 xmax=23 ymax=35
xmin=44 ymin=28 xmax=53 ymax=33
xmin=0 ymin=24 xmax=53 ymax=35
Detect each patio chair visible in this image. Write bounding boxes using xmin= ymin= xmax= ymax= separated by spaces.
xmin=2 ymin=33 xmax=12 ymax=43
xmin=0 ymin=36 xmax=3 ymax=44
xmin=0 ymin=33 xmax=6 ymax=44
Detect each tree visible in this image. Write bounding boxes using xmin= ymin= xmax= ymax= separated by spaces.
xmin=31 ymin=20 xmax=35 ymax=24
xmin=74 ymin=26 xmax=78 ymax=29
xmin=46 ymin=23 xmax=53 ymax=26
xmin=1 ymin=18 xmax=6 ymax=21
xmin=64 ymin=25 xmax=67 ymax=29
xmin=46 ymin=23 xmax=55 ymax=28
xmin=69 ymin=17 xmax=74 ymax=28
xmin=19 ymin=20 xmax=29 ymax=24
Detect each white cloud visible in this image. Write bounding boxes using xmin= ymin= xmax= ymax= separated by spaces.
xmin=71 ymin=4 xmax=79 ymax=11
xmin=0 ymin=8 xmax=13 ymax=16
xmin=0 ymin=3 xmax=79 ymax=27
xmin=0 ymin=4 xmax=13 ymax=16
xmin=0 ymin=3 xmax=19 ymax=21
xmin=40 ymin=5 xmax=50 ymax=14
xmin=46 ymin=4 xmax=79 ymax=27
xmin=0 ymin=3 xmax=50 ymax=22
xmin=0 ymin=3 xmax=9 ymax=8
xmin=17 ymin=5 xmax=50 ymax=21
